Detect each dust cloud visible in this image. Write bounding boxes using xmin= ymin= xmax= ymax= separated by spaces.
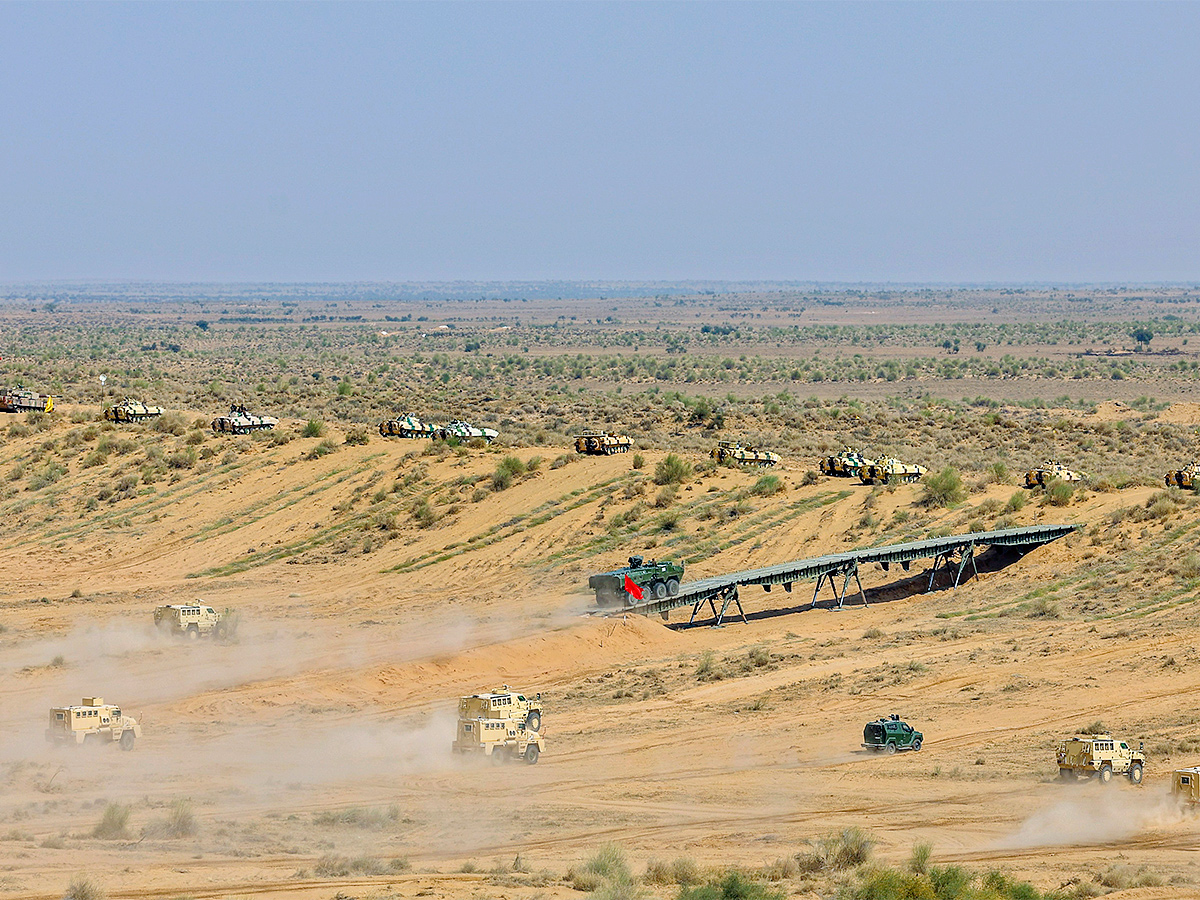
xmin=995 ymin=784 xmax=1186 ymax=849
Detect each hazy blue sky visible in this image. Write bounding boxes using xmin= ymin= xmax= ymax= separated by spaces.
xmin=1 ymin=3 xmax=1197 ymax=283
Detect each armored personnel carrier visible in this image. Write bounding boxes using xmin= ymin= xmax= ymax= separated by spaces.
xmin=0 ymin=389 xmax=55 ymax=413
xmin=378 ymin=415 xmax=437 ymax=439
xmin=1056 ymin=733 xmax=1144 ymax=783
xmin=1025 ymin=461 xmax=1083 ymax=488
xmin=154 ymin=603 xmax=230 ymax=639
xmin=1165 ymin=463 xmax=1199 ymax=489
xmin=46 ymin=697 xmax=140 ymax=750
xmin=588 ymin=555 xmax=684 ymax=607
xmin=862 ymin=715 xmax=923 ymax=753
xmin=1173 ymin=767 xmax=1200 ymax=804
xmin=452 ymin=686 xmax=544 ymax=764
xmin=711 ymin=440 xmax=780 ymax=467
xmin=437 ymin=421 xmax=498 ymax=443
xmin=575 ymin=431 xmax=633 ymax=455
xmin=105 ymin=399 xmax=163 ymax=423
xmin=860 ymin=457 xmax=927 ymax=485
xmin=211 ymin=404 xmax=278 ymax=434
xmin=820 ymin=448 xmax=874 ymax=478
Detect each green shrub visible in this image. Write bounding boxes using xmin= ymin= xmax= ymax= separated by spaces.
xmin=343 ymin=426 xmax=370 ymax=446
xmin=92 ymin=803 xmax=131 ymax=840
xmin=654 ymin=454 xmax=692 ymax=485
xmin=303 ymin=439 xmax=339 ymax=460
xmin=302 ymin=420 xmax=325 ymax=438
xmin=63 ymin=876 xmax=105 ymax=900
xmin=920 ymin=467 xmax=966 ymax=508
xmin=750 ymin=474 xmax=782 ymax=496
xmin=1041 ymin=478 xmax=1074 ymax=507
xmin=632 ymin=453 xmax=645 ymax=470
xmin=678 ymin=872 xmax=784 ymax=900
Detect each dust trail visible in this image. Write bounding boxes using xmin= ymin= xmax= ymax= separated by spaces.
xmin=993 ymin=785 xmax=1185 ymax=849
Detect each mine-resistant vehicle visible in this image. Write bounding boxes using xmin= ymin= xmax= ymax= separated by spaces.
xmin=104 ymin=399 xmax=163 ymax=423
xmin=1056 ymin=734 xmax=1144 ymax=783
xmin=0 ymin=389 xmax=55 ymax=413
xmin=211 ymin=404 xmax=277 ymax=434
xmin=862 ymin=715 xmax=923 ymax=753
xmin=437 ymin=421 xmax=498 ymax=443
xmin=1173 ymin=767 xmax=1200 ymax=804
xmin=1025 ymin=462 xmax=1083 ymax=488
xmin=46 ymin=698 xmax=141 ymax=750
xmin=820 ymin=448 xmax=875 ymax=478
xmin=378 ymin=415 xmax=437 ymax=439
xmin=575 ymin=431 xmax=633 ymax=455
xmin=860 ymin=457 xmax=927 ymax=485
xmin=1165 ymin=463 xmax=1199 ymax=489
xmin=711 ymin=440 xmax=780 ymax=467
xmin=588 ymin=555 xmax=684 ymax=606
xmin=452 ymin=686 xmax=544 ymax=764
xmin=154 ymin=603 xmax=229 ymax=639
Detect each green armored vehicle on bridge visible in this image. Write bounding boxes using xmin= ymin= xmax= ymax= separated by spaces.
xmin=589 ymin=556 xmax=684 ymax=607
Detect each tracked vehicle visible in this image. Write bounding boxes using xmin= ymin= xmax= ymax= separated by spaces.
xmin=1056 ymin=733 xmax=1144 ymax=783
xmin=589 ymin=555 xmax=684 ymax=607
xmin=820 ymin=448 xmax=874 ymax=478
xmin=105 ymin=399 xmax=163 ymax=423
xmin=452 ymin=686 xmax=544 ymax=764
xmin=379 ymin=415 xmax=437 ymax=439
xmin=575 ymin=431 xmax=633 ymax=455
xmin=46 ymin=698 xmax=141 ymax=750
xmin=860 ymin=457 xmax=927 ymax=485
xmin=1025 ymin=462 xmax=1083 ymax=488
xmin=711 ymin=440 xmax=780 ymax=467
xmin=0 ymin=389 xmax=55 ymax=413
xmin=1165 ymin=463 xmax=1199 ymax=489
xmin=437 ymin=421 xmax=498 ymax=443
xmin=211 ymin=404 xmax=278 ymax=434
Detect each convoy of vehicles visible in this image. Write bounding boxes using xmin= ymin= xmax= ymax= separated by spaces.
xmin=1056 ymin=734 xmax=1145 ymax=783
xmin=46 ymin=698 xmax=140 ymax=750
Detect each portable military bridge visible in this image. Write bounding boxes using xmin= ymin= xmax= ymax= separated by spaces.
xmin=619 ymin=523 xmax=1081 ymax=626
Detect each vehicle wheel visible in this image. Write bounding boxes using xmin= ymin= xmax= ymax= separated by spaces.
xmin=881 ymin=474 xmax=890 ymax=485
xmin=490 ymin=749 xmax=507 ymax=765
xmin=1128 ymin=763 xmax=1144 ymax=784
xmin=119 ymin=730 xmax=135 ymax=751
xmin=186 ymin=625 xmax=199 ymax=640
xmin=525 ymin=710 xmax=541 ymax=732
xmin=1099 ymin=765 xmax=1113 ymax=784
xmin=1058 ymin=768 xmax=1073 ymax=781
xmin=911 ymin=738 xmax=922 ymax=751
xmin=666 ymin=578 xmax=680 ymax=597
xmin=653 ymin=581 xmax=668 ymax=600
xmin=524 ymin=744 xmax=540 ymax=765
xmin=885 ymin=742 xmax=898 ymax=755
xmin=214 ymin=621 xmax=228 ymax=640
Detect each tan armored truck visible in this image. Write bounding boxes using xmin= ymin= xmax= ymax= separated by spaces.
xmin=1173 ymin=767 xmax=1200 ymax=804
xmin=1056 ymin=733 xmax=1144 ymax=783
xmin=46 ymin=698 xmax=141 ymax=750
xmin=154 ymin=603 xmax=229 ymax=639
xmin=452 ymin=686 xmax=544 ymax=764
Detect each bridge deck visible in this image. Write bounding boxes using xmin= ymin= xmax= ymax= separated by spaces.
xmin=619 ymin=523 xmax=1081 ymax=621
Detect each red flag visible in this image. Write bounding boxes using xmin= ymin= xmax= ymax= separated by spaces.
xmin=624 ymin=574 xmax=644 ymax=601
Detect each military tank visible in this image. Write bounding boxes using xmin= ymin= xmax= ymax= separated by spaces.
xmin=104 ymin=399 xmax=163 ymax=423
xmin=0 ymin=389 xmax=55 ymax=413
xmin=711 ymin=440 xmax=780 ymax=467
xmin=210 ymin=404 xmax=278 ymax=434
xmin=588 ymin=555 xmax=685 ymax=607
xmin=378 ymin=415 xmax=437 ymax=439
xmin=437 ymin=421 xmax=498 ymax=443
xmin=1165 ymin=463 xmax=1199 ymax=489
xmin=1024 ymin=461 xmax=1083 ymax=488
xmin=575 ymin=431 xmax=633 ymax=455
xmin=860 ymin=457 xmax=927 ymax=485
xmin=820 ymin=448 xmax=875 ymax=478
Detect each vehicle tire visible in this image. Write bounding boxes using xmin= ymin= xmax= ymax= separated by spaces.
xmin=880 ymin=473 xmax=890 ymax=485
xmin=666 ymin=578 xmax=680 ymax=597
xmin=119 ymin=730 xmax=135 ymax=751
xmin=186 ymin=625 xmax=199 ymax=640
xmin=1099 ymin=765 xmax=1113 ymax=784
xmin=214 ymin=621 xmax=228 ymax=640
xmin=525 ymin=711 xmax=542 ymax=732
xmin=912 ymin=738 xmax=922 ymax=752
xmin=885 ymin=742 xmax=898 ymax=755
xmin=524 ymin=744 xmax=540 ymax=765
xmin=1129 ymin=763 xmax=1144 ymax=784
xmin=653 ymin=581 xmax=668 ymax=600
xmin=490 ymin=749 xmax=507 ymax=765
xmin=1058 ymin=768 xmax=1073 ymax=781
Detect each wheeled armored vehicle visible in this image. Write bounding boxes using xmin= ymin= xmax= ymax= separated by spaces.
xmin=1056 ymin=733 xmax=1144 ymax=783
xmin=588 ymin=555 xmax=684 ymax=607
xmin=862 ymin=714 xmax=923 ymax=753
xmin=452 ymin=686 xmax=544 ymax=764
xmin=46 ymin=698 xmax=140 ymax=750
xmin=154 ymin=603 xmax=230 ymax=639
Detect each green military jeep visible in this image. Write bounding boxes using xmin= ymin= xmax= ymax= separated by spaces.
xmin=862 ymin=715 xmax=923 ymax=754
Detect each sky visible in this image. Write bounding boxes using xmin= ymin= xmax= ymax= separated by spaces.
xmin=0 ymin=2 xmax=1197 ymax=284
